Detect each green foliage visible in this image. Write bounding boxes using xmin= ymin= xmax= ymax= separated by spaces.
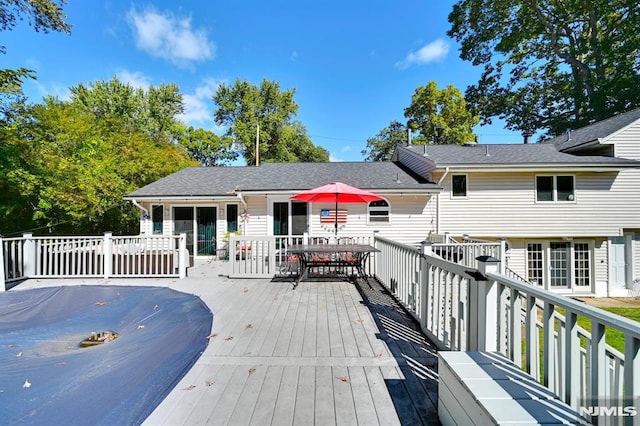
xmin=0 ymin=1 xmax=71 ymax=123
xmin=0 ymin=0 xmax=71 ymax=54
xmin=362 ymin=121 xmax=411 ymax=162
xmin=70 ymin=77 xmax=184 ymax=142
xmin=404 ymin=81 xmax=478 ymax=145
xmin=213 ymin=78 xmax=329 ymax=164
xmin=0 ymin=98 xmax=195 ymax=235
xmin=448 ymin=0 xmax=640 ymax=136
xmin=177 ymin=125 xmax=238 ymax=166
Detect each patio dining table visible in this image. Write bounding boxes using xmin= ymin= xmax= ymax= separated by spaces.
xmin=287 ymin=244 xmax=380 ymax=287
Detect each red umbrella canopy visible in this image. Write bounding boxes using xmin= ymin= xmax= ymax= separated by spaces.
xmin=290 ymin=182 xmax=384 ymax=234
xmin=290 ymin=182 xmax=383 ymax=203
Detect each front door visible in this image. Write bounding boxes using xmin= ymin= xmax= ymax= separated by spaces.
xmin=174 ymin=207 xmax=194 ymax=254
xmin=196 ymin=207 xmax=216 ymax=256
xmin=549 ymin=242 xmax=570 ymax=288
xmin=609 ymin=237 xmax=627 ymax=293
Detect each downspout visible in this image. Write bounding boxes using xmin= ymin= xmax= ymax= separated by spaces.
xmin=236 ymin=192 xmax=248 ymax=210
xmin=130 ymin=199 xmax=150 ymax=236
xmin=131 ymin=199 xmax=149 ymax=218
xmin=435 ymin=167 xmax=450 ymax=235
xmin=236 ymin=192 xmax=248 ymax=235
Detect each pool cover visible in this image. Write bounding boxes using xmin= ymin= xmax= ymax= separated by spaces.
xmin=0 ymin=285 xmax=213 ymax=425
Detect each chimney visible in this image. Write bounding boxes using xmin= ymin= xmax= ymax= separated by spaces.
xmin=523 ymin=133 xmax=530 ymax=144
xmin=407 ymin=128 xmax=412 ymax=147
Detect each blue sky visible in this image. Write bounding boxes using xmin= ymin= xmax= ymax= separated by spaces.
xmin=4 ymin=1 xmax=526 ymax=163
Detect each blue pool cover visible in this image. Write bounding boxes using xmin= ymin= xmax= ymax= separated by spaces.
xmin=0 ymin=285 xmax=213 ymax=425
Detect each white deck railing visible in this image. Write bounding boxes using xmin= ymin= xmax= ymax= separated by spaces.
xmin=228 ymin=234 xmax=377 ymax=279
xmin=374 ymin=235 xmax=640 ymax=424
xmin=1 ymin=233 xmax=188 ymax=289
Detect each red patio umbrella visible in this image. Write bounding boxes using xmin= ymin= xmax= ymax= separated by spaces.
xmin=290 ymin=182 xmax=384 ymax=234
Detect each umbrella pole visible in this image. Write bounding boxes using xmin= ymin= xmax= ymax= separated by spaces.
xmin=335 ymin=194 xmax=338 ymax=235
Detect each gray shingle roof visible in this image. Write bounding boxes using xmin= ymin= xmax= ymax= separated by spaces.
xmin=403 ymin=143 xmax=640 ymax=167
xmin=542 ymin=108 xmax=640 ymax=152
xmin=126 ymin=161 xmax=439 ymax=198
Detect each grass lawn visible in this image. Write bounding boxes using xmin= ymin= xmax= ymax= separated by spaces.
xmin=575 ymin=307 xmax=640 ymax=353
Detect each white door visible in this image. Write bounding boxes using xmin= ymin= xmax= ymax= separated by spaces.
xmin=609 ymin=237 xmax=627 ymax=293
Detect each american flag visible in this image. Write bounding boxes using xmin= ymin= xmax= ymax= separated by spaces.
xmin=320 ymin=209 xmax=348 ymax=223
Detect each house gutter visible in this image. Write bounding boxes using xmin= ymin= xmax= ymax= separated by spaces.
xmin=236 ymin=191 xmax=248 ymax=210
xmin=130 ymin=199 xmax=149 ymax=218
xmin=435 ymin=167 xmax=449 ymax=234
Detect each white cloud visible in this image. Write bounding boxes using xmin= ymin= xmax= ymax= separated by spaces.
xmin=128 ymin=7 xmax=215 ymax=67
xmin=34 ymin=80 xmax=71 ymax=101
xmin=117 ymin=70 xmax=151 ymax=90
xmin=180 ymin=78 xmax=226 ymax=128
xmin=395 ymin=38 xmax=449 ymax=70
xmin=340 ymin=145 xmax=351 ymax=153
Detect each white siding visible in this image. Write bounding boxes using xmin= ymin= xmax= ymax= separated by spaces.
xmin=607 ymin=119 xmax=640 ymax=160
xmin=438 ymin=171 xmax=638 ymax=237
xmin=503 ymin=238 xmax=606 ymax=295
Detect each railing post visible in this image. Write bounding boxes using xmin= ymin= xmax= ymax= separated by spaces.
xmin=0 ymin=235 xmax=5 ymax=291
xmin=468 ymin=255 xmax=501 ymax=351
xmin=179 ymin=233 xmax=188 ymax=279
xmin=419 ymin=241 xmax=433 ymax=332
xmin=498 ymin=238 xmax=507 ymax=274
xmin=22 ymin=233 xmax=35 ymax=278
xmin=103 ymin=232 xmax=113 ymax=279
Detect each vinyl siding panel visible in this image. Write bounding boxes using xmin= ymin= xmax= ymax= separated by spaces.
xmin=438 ymin=171 xmax=638 ymax=238
xmin=502 ymin=238 xmax=606 ymax=294
xmin=608 ymin=120 xmax=640 ymax=160
xmin=305 ymin=194 xmax=434 ymax=244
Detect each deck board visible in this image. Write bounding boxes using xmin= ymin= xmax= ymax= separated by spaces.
xmin=16 ymin=260 xmax=440 ymax=425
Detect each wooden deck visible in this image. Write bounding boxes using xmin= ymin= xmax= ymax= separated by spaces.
xmin=16 ymin=260 xmax=440 ymax=425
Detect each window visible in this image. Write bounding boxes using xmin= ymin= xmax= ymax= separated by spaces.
xmin=452 ymin=175 xmax=467 ymax=197
xmin=526 ymin=241 xmax=592 ymax=290
xmin=573 ymin=243 xmax=591 ymax=287
xmin=272 ymin=201 xmax=307 ymax=236
xmin=549 ymin=242 xmax=570 ymax=287
xmin=526 ymin=243 xmax=544 ymax=286
xmin=536 ymin=175 xmax=574 ymax=202
xmin=151 ymin=205 xmax=163 ymax=235
xmin=368 ymin=200 xmax=390 ymax=223
xmin=226 ymin=204 xmax=238 ymax=232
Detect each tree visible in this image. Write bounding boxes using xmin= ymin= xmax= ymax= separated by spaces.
xmin=213 ymin=78 xmax=329 ymax=164
xmin=0 ymin=0 xmax=71 ymax=121
xmin=0 ymin=0 xmax=71 ymax=54
xmin=70 ymin=77 xmax=184 ymax=142
xmin=0 ymin=97 xmax=195 ymax=235
xmin=404 ymin=81 xmax=478 ymax=145
xmin=177 ymin=125 xmax=238 ymax=166
xmin=362 ymin=121 xmax=411 ymax=162
xmin=448 ymin=0 xmax=640 ymax=137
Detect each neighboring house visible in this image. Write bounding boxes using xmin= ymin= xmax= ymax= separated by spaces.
xmin=393 ymin=108 xmax=640 ymax=297
xmin=126 ymin=108 xmax=640 ymax=296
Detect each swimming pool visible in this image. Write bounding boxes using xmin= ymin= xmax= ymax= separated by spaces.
xmin=0 ymin=285 xmax=213 ymax=425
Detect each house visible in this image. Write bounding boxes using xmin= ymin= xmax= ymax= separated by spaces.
xmin=393 ymin=108 xmax=640 ymax=297
xmin=124 ymin=160 xmax=441 ymax=255
xmin=126 ymin=109 xmax=640 ymax=296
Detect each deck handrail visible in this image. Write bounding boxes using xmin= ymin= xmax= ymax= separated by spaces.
xmin=374 ymin=235 xmax=640 ymax=424
xmin=1 ymin=233 xmax=188 ymax=289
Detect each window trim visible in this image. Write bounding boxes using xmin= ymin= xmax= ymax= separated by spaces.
xmin=367 ymin=199 xmax=390 ymax=225
xmin=525 ymin=240 xmax=593 ymax=291
xmin=451 ymin=174 xmax=468 ymax=198
xmin=535 ymin=174 xmax=576 ymax=203
xmin=151 ymin=204 xmax=164 ymax=235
